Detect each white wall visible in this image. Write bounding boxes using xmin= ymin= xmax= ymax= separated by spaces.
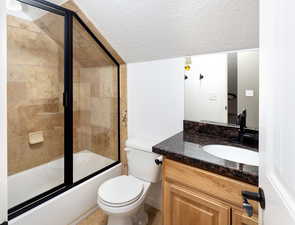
xmin=127 ymin=58 xmax=184 ymax=142
xmin=127 ymin=58 xmax=184 ymax=209
xmin=0 ymin=0 xmax=7 ymax=223
xmin=184 ymin=53 xmax=228 ymax=123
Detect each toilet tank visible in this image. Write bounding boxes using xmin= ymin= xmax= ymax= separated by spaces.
xmin=125 ymin=138 xmax=162 ymax=183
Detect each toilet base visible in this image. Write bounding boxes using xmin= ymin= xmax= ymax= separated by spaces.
xmin=106 ymin=206 xmax=148 ymax=225
xmin=107 ymin=215 xmax=133 ymax=225
xmin=133 ymin=206 xmax=148 ymax=225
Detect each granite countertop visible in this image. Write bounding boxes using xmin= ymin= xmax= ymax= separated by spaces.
xmin=152 ymin=131 xmax=259 ymax=186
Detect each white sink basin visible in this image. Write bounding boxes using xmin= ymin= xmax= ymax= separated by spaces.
xmin=202 ymin=145 xmax=259 ymax=166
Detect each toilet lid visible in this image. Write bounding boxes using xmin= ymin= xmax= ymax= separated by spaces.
xmin=98 ymin=175 xmax=144 ymax=207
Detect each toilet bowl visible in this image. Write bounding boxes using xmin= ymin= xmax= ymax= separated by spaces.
xmin=97 ymin=175 xmax=150 ymax=225
xmin=97 ymin=138 xmax=162 ymax=225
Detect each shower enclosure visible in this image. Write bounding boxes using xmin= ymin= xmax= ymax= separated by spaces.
xmin=7 ymin=0 xmax=120 ymax=220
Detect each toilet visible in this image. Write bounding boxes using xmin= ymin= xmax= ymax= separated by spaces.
xmin=97 ymin=138 xmax=162 ymax=225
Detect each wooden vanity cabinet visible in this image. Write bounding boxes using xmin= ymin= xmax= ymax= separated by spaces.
xmin=164 ymin=181 xmax=230 ymax=225
xmin=232 ymin=210 xmax=258 ymax=225
xmin=162 ymin=159 xmax=258 ymax=225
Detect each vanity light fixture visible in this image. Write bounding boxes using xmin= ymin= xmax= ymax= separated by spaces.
xmin=184 ymin=56 xmax=192 ymax=71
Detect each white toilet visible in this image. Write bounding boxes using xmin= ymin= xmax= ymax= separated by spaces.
xmin=97 ymin=139 xmax=162 ymax=225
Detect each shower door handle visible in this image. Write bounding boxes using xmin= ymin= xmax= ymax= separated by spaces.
xmin=63 ymin=92 xmax=68 ymax=107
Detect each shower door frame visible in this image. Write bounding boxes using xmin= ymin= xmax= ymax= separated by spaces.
xmin=0 ymin=0 xmax=7 ymax=224
xmin=8 ymin=0 xmax=121 ymax=220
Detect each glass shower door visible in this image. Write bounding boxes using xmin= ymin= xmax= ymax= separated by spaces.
xmin=7 ymin=0 xmax=121 ymax=220
xmin=72 ymin=16 xmax=120 ymax=183
xmin=7 ymin=2 xmax=66 ymax=212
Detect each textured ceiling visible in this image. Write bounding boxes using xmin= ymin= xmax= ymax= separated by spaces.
xmin=73 ymin=0 xmax=258 ymax=63
xmin=16 ymin=0 xmax=253 ymax=63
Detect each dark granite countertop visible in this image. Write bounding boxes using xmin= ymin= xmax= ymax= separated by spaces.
xmin=152 ymin=131 xmax=259 ymax=186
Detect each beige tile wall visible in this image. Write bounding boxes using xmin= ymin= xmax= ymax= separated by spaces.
xmin=7 ymin=15 xmax=65 ymax=175
xmin=63 ymin=0 xmax=128 ymax=172
xmin=73 ymin=66 xmax=119 ymax=160
xmin=8 ymin=0 xmax=128 ymax=175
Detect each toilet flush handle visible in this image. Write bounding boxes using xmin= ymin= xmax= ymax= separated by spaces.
xmin=155 ymin=156 xmax=163 ymax=166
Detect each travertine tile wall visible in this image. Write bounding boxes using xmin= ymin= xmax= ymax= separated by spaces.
xmin=74 ymin=66 xmax=118 ymax=160
xmin=7 ymin=0 xmax=128 ymax=175
xmin=64 ymin=0 xmax=127 ymax=171
xmin=7 ymin=15 xmax=65 ymax=175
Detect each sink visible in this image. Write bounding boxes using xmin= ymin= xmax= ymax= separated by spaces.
xmin=202 ymin=145 xmax=259 ymax=166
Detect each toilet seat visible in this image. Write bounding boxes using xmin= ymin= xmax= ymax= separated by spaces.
xmin=98 ymin=175 xmax=144 ymax=207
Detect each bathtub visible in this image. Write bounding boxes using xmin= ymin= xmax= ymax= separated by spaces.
xmin=8 ymin=150 xmax=121 ymax=225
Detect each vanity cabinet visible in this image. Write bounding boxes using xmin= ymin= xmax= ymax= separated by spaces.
xmin=232 ymin=210 xmax=258 ymax=225
xmin=163 ymin=159 xmax=258 ymax=225
xmin=164 ymin=181 xmax=230 ymax=225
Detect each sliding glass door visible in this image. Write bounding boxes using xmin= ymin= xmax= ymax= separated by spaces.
xmin=7 ymin=0 xmax=120 ymax=220
xmin=7 ymin=2 xmax=67 ymax=216
xmin=72 ymin=16 xmax=120 ymax=183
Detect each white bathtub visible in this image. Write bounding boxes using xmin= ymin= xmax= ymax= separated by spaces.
xmin=9 ymin=150 xmax=121 ymax=225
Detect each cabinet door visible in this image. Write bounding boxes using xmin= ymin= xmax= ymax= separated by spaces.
xmin=232 ymin=210 xmax=258 ymax=225
xmin=163 ymin=180 xmax=230 ymax=225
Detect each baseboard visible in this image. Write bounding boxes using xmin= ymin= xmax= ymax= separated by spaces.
xmin=69 ymin=206 xmax=99 ymax=225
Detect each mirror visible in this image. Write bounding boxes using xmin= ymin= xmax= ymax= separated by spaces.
xmin=184 ymin=49 xmax=259 ymax=129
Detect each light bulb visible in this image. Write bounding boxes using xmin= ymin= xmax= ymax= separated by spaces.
xmin=184 ymin=65 xmax=191 ymax=71
xmin=184 ymin=56 xmax=192 ymax=71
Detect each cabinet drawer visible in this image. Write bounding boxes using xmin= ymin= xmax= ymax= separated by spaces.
xmin=163 ymin=159 xmax=258 ymax=213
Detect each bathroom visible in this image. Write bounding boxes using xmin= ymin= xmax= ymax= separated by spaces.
xmin=0 ymin=0 xmax=295 ymax=225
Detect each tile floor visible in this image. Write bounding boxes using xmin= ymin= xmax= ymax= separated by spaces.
xmin=77 ymin=205 xmax=162 ymax=225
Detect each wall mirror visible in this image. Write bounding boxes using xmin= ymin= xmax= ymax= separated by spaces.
xmin=184 ymin=49 xmax=259 ymax=129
